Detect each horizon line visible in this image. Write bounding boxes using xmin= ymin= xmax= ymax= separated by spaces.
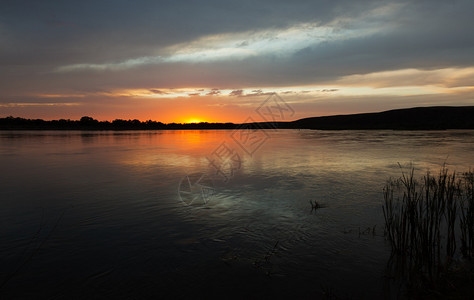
xmin=2 ymin=105 xmax=473 ymax=124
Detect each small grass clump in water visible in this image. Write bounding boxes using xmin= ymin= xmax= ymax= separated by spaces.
xmin=383 ymin=166 xmax=474 ymax=292
xmin=309 ymin=199 xmax=326 ymax=212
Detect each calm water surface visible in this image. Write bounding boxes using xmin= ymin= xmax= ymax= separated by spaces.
xmin=1 ymin=130 xmax=473 ymax=299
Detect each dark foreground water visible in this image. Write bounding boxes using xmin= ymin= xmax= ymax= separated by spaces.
xmin=1 ymin=130 xmax=473 ymax=299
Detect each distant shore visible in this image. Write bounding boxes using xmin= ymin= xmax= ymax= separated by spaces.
xmin=1 ymin=106 xmax=474 ymax=130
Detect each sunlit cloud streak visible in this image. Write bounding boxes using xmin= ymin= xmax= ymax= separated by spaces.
xmin=56 ymin=6 xmax=395 ymax=73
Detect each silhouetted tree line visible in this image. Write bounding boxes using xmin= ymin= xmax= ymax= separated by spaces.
xmin=0 ymin=116 xmax=238 ymax=130
xmin=1 ymin=106 xmax=473 ymax=130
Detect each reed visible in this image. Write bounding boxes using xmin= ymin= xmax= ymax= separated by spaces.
xmin=460 ymin=170 xmax=474 ymax=258
xmin=383 ymin=166 xmax=474 ymax=287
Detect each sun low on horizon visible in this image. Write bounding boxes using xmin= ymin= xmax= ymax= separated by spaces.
xmin=183 ymin=118 xmax=205 ymax=124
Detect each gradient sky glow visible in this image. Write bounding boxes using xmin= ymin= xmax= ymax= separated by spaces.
xmin=1 ymin=0 xmax=474 ymax=123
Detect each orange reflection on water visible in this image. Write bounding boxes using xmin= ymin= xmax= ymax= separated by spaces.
xmin=114 ymin=130 xmax=238 ymax=171
xmin=178 ymin=130 xmax=205 ymax=145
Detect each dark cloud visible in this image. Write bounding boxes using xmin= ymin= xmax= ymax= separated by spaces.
xmin=206 ymin=89 xmax=221 ymax=96
xmin=0 ymin=0 xmax=382 ymax=65
xmin=149 ymin=89 xmax=167 ymax=95
xmin=229 ymin=90 xmax=243 ymax=96
xmin=243 ymin=90 xmax=274 ymax=97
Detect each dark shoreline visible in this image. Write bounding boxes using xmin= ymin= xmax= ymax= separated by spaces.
xmin=2 ymin=106 xmax=474 ymax=130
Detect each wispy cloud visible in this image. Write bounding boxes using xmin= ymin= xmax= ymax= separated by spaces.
xmin=0 ymin=102 xmax=81 ymax=107
xmin=330 ymin=67 xmax=474 ymax=88
xmin=55 ymin=4 xmax=397 ymax=73
xmin=38 ymin=94 xmax=86 ymax=98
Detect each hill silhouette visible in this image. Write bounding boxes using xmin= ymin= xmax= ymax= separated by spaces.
xmin=290 ymin=106 xmax=474 ymax=130
xmin=1 ymin=106 xmax=473 ymax=130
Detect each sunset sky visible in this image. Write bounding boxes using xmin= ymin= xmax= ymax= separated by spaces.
xmin=1 ymin=0 xmax=474 ymax=123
